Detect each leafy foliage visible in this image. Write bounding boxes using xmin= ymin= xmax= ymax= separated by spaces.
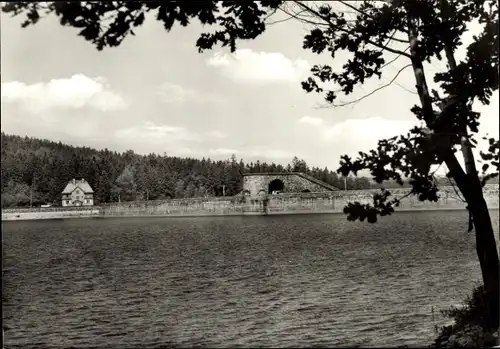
xmin=288 ymin=1 xmax=498 ymax=223
xmin=111 ymin=164 xmax=137 ymax=202
xmin=441 ymin=285 xmax=491 ymax=330
xmin=479 ymin=137 xmax=500 ymax=186
xmin=433 ymin=285 xmax=499 ymax=348
xmin=1 ymin=1 xmax=281 ymax=52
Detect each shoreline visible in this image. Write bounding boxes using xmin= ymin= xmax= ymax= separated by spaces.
xmin=2 ymin=208 xmax=100 ymax=222
xmin=3 ymin=206 xmax=499 ymax=222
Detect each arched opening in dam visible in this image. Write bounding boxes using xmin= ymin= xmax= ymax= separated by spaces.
xmin=302 ymin=189 xmax=311 ymax=193
xmin=268 ymin=179 xmax=284 ymax=194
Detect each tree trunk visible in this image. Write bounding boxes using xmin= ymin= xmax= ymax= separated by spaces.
xmin=460 ymin=137 xmax=499 ymax=331
xmin=406 ymin=2 xmax=500 ymax=330
xmin=468 ymin=190 xmax=500 ymax=330
xmin=439 ymin=0 xmax=500 ymax=330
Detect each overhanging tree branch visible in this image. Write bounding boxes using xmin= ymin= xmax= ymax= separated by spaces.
xmin=266 ymin=8 xmax=304 ymax=25
xmin=320 ymin=63 xmax=412 ymax=108
xmin=293 ymin=1 xmax=412 ymax=58
xmin=380 ymin=46 xmax=409 ymax=68
xmin=395 ymin=82 xmax=417 ymax=95
xmin=338 ymin=0 xmax=409 ymax=43
xmin=275 ymin=5 xmax=329 ymax=27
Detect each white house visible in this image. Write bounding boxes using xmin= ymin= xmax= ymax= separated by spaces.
xmin=61 ymin=178 xmax=94 ymax=207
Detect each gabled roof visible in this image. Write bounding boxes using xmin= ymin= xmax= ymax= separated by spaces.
xmin=62 ymin=179 xmax=94 ymax=194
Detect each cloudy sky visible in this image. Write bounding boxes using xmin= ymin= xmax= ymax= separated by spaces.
xmin=1 ymin=4 xmax=498 ymax=174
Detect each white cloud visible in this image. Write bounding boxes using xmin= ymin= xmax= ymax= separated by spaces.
xmin=207 ymin=130 xmax=227 ymax=139
xmin=247 ymin=147 xmax=293 ymax=159
xmin=323 ymin=116 xmax=418 ymax=143
xmin=110 ymin=121 xmax=205 ymax=156
xmin=1 ymin=74 xmax=127 ymax=113
xmin=312 ymin=116 xmax=418 ymax=172
xmin=157 ymin=82 xmax=197 ymax=103
xmin=115 ymin=121 xmax=200 ymax=142
xmin=209 ymin=148 xmax=240 ymax=155
xmin=316 ymin=107 xmax=499 ymax=176
xmin=207 ymin=49 xmax=310 ymax=84
xmin=298 ymin=115 xmax=324 ymax=126
xmin=207 ymin=146 xmax=293 ymax=160
xmin=156 ymin=82 xmax=226 ymax=104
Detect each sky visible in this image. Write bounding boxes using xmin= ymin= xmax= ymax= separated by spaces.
xmin=1 ymin=3 xmax=498 ymax=174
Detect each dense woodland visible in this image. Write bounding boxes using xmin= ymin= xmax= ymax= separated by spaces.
xmin=1 ymin=132 xmax=495 ymax=208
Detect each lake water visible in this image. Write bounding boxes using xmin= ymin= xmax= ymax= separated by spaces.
xmin=3 ymin=210 xmax=499 ymax=348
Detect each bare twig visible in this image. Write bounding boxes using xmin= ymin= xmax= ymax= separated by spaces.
xmin=448 ymin=176 xmax=467 ymax=203
xmin=320 ymin=63 xmax=412 ymax=108
xmin=338 ymin=0 xmax=408 ymax=43
xmin=278 ymin=5 xmax=331 ymax=28
xmin=263 ymin=6 xmax=279 ymax=23
xmin=379 ymin=29 xmax=397 ymax=52
xmin=381 ymin=46 xmax=410 ymax=69
xmin=395 ymin=82 xmax=418 ymax=94
xmin=392 ymin=189 xmax=414 ymax=205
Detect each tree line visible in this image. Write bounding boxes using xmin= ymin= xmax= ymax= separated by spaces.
xmin=1 ymin=132 xmax=494 ymax=208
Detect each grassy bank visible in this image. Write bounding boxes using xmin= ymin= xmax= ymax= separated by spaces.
xmin=432 ymin=285 xmax=499 ymax=348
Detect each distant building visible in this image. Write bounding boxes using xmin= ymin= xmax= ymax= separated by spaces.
xmin=62 ymin=178 xmax=94 ymax=207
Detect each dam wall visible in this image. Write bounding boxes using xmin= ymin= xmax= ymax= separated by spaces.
xmin=99 ymin=184 xmax=499 ymax=218
xmin=3 ymin=185 xmax=498 ymax=221
xmin=266 ymin=184 xmax=499 ymax=214
xmin=99 ymin=196 xmax=264 ymax=217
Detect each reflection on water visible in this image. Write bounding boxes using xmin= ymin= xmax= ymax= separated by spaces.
xmin=3 ymin=210 xmax=499 ymax=348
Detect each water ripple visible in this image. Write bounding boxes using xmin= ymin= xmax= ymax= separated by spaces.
xmin=3 ymin=210 xmax=499 ymax=348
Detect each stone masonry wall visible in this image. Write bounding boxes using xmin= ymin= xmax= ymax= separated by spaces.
xmin=3 ymin=184 xmax=498 ymax=221
xmin=266 ymin=184 xmax=499 ymax=214
xmin=99 ymin=196 xmax=265 ymax=217
xmin=97 ymin=184 xmax=498 ymax=218
xmin=243 ymin=173 xmax=336 ymax=195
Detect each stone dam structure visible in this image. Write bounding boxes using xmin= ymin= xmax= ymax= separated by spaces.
xmin=2 ymin=176 xmax=498 ymax=221
xmin=96 ymin=183 xmax=499 ymax=218
xmin=242 ymin=172 xmax=340 ymax=195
